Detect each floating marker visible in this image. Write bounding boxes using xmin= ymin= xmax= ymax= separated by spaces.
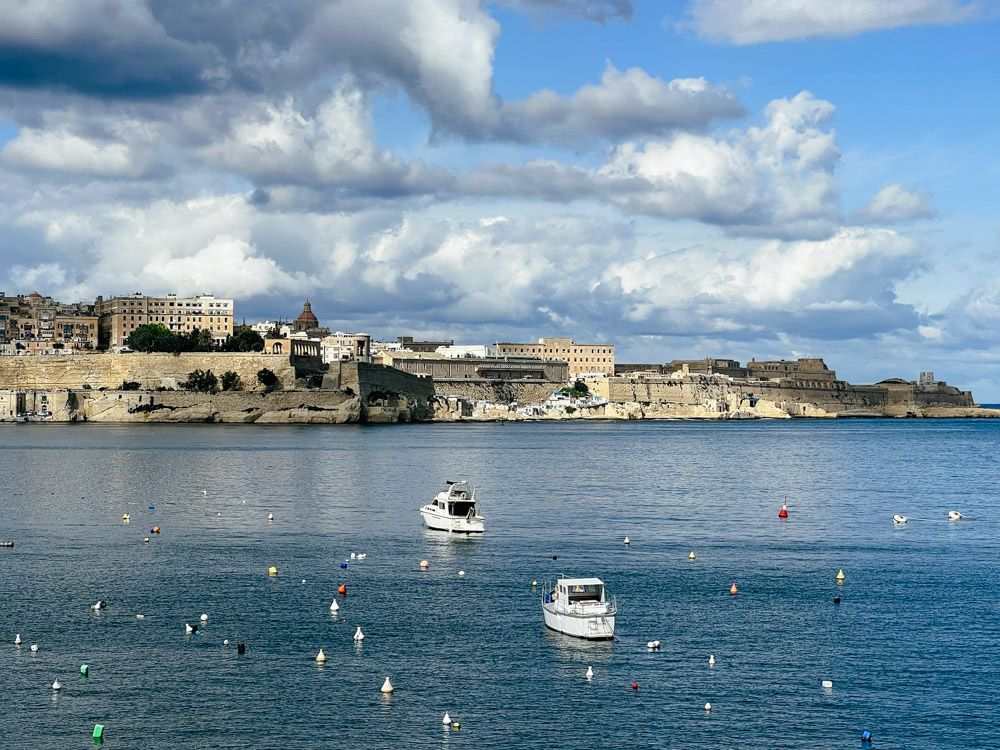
xmin=339 ymin=562 xmax=347 ymax=570
xmin=148 ymin=504 xmax=155 ymax=510
xmin=357 ymin=553 xmax=367 ymax=560
xmin=451 ymin=722 xmax=461 ymax=730
xmin=224 ymin=639 xmax=229 ymax=646
xmin=121 ymin=513 xmax=129 ymax=522
xmin=237 ymin=643 xmax=246 ymax=654
xmin=380 ymin=676 xmax=394 ymax=693
xmin=267 ymin=513 xmax=273 ymax=521
xmin=551 ymin=555 xmax=558 ymax=560
xmin=353 ymin=626 xmax=365 ymax=642
xmin=709 ymin=654 xmax=716 ymax=667
xmin=624 ymin=536 xmax=630 ymax=545
xmin=821 ymin=679 xmax=833 ymax=689
xmin=330 ymin=601 xmax=339 ymax=612
xmin=458 ymin=570 xmax=465 ymax=577
xmin=201 ymin=490 xmax=207 ymax=496
xmin=152 ymin=526 xmax=160 ymax=534
xmin=419 ymin=560 xmax=429 ymax=570
xmin=91 ymin=601 xmax=102 ymax=611
xmin=778 ymin=502 xmax=788 ymax=519
xmin=861 ymin=730 xmax=873 ymax=743
xmin=631 ymin=682 xmax=639 ymax=691
xmin=646 ymin=640 xmax=661 ymax=650
xmin=442 ymin=712 xmax=451 ymax=725
xmin=688 ymin=551 xmax=696 ymax=560
xmin=315 ymin=649 xmax=327 ymax=663
xmin=833 ymin=596 xmax=841 ymax=604
xmin=143 ymin=536 xmax=150 ymax=543
xmin=948 ymin=510 xmax=964 ymax=521
xmin=200 ymin=613 xmax=208 ymax=622
xmin=350 ymin=552 xmax=357 ymax=560
xmin=14 ymin=634 xmax=21 ymax=645
xmin=531 ymin=580 xmax=537 ymax=589
xmin=893 ymin=514 xmax=908 ymax=525
xmin=92 ymin=724 xmax=105 ymax=741
xmin=586 ymin=666 xmax=593 ymax=680
xmin=268 ymin=566 xmax=278 ymax=577
xmin=136 ymin=614 xmax=145 ymax=620
xmin=729 ymin=582 xmax=738 ymax=595
xmin=704 ymin=702 xmax=712 ymax=712
xmin=338 ymin=583 xmax=347 ymax=595
xmin=185 ymin=624 xmax=196 ymax=634
xmin=52 ymin=679 xmax=62 ymax=691
xmin=80 ymin=665 xmax=89 ymax=676
xmin=301 ymin=579 xmax=306 ymax=584
xmin=30 ymin=644 xmax=38 ymax=653
xmin=836 ymin=569 xmax=845 ymax=582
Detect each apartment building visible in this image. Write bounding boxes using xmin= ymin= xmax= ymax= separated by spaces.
xmin=494 ymin=337 xmax=615 ymax=377
xmin=96 ymin=293 xmax=234 ymax=348
xmin=0 ymin=292 xmax=98 ymax=352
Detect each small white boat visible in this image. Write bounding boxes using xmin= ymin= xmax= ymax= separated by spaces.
xmin=541 ymin=577 xmax=616 ymax=640
xmin=420 ymin=481 xmax=485 ymax=534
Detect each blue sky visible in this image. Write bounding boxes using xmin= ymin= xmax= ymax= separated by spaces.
xmin=0 ymin=0 xmax=998 ymax=395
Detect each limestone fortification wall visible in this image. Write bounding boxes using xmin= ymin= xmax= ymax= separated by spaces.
xmin=431 ymin=380 xmax=561 ymax=405
xmin=0 ymin=353 xmax=295 ymax=392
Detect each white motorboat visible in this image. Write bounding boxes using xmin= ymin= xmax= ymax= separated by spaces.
xmin=420 ymin=481 xmax=485 ymax=533
xmin=541 ymin=577 xmax=616 ymax=640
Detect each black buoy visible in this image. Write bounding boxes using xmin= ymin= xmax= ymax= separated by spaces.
xmin=99 ymin=601 xmax=107 ymax=609
xmin=551 ymin=555 xmax=558 ymax=560
xmin=833 ymin=596 xmax=841 ymax=604
xmin=237 ymin=643 xmax=246 ymax=655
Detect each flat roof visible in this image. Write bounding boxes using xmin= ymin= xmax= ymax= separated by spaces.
xmin=557 ymin=577 xmax=604 ymax=586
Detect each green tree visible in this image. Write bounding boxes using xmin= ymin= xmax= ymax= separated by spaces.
xmin=218 ymin=326 xmax=265 ymax=352
xmin=120 ymin=380 xmax=141 ymax=391
xmin=126 ymin=324 xmax=175 ymax=352
xmin=256 ymin=368 xmax=279 ymax=392
xmin=220 ymin=371 xmax=243 ymax=391
xmin=180 ymin=369 xmax=219 ymax=393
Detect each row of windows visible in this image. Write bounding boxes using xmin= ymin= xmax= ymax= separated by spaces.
xmin=505 ymin=347 xmax=613 ymax=356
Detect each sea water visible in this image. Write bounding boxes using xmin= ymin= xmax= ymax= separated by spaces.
xmin=1 ymin=420 xmax=998 ymax=749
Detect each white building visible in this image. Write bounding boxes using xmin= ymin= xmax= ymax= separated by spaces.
xmin=435 ymin=344 xmax=496 ymax=358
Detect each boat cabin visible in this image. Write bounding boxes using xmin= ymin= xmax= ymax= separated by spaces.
xmin=438 ymin=481 xmax=477 ymax=517
xmin=545 ymin=577 xmax=606 ymax=604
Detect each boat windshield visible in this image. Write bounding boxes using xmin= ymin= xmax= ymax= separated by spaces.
xmin=566 ymin=584 xmax=603 ymax=603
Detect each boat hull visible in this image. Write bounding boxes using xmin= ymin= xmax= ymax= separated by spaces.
xmin=541 ymin=604 xmax=615 ymax=640
xmin=420 ymin=507 xmax=485 ymax=534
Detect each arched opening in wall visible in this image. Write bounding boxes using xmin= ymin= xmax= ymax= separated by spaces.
xmin=272 ymin=342 xmax=283 ymax=354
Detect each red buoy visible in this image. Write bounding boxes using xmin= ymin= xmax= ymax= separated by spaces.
xmin=631 ymin=682 xmax=639 ymax=691
xmin=778 ymin=504 xmax=788 ymax=519
xmin=338 ymin=583 xmax=347 ymax=595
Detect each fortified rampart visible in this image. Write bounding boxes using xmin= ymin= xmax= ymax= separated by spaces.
xmin=0 ymin=353 xmax=295 ymax=392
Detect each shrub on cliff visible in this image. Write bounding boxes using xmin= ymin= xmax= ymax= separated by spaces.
xmin=256 ymin=368 xmax=279 ymax=392
xmin=221 ymin=371 xmax=243 ymax=391
xmin=180 ymin=369 xmax=219 ymax=393
xmin=120 ymin=381 xmax=141 ymax=391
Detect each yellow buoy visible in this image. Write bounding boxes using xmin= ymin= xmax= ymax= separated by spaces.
xmin=836 ymin=569 xmax=845 ymax=582
xmin=268 ymin=566 xmax=278 ymax=577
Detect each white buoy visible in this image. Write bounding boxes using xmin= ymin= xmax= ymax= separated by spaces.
xmin=267 ymin=512 xmax=273 ymax=521
xmin=380 ymin=676 xmax=394 ymax=693
xmin=185 ymin=624 xmax=194 ymax=634
xmin=30 ymin=644 xmax=38 ymax=653
xmin=201 ymin=490 xmax=207 ymax=496
xmin=646 ymin=640 xmax=661 ymax=650
xmin=91 ymin=601 xmax=101 ymax=611
xmin=52 ymin=680 xmax=62 ymax=691
xmin=315 ymin=649 xmax=327 ymax=663
xmin=948 ymin=510 xmax=964 ymax=521
xmin=350 ymin=552 xmax=357 ymax=560
xmin=709 ymin=654 xmax=716 ymax=667
xmin=353 ymin=626 xmax=365 ymax=641
xmin=14 ymin=634 xmax=21 ymax=645
xmin=821 ymin=679 xmax=833 ymax=689
xmin=624 ymin=536 xmax=631 ymax=545
xmin=224 ymin=639 xmax=229 ymax=646
xmin=330 ymin=601 xmax=339 ymax=612
xmin=136 ymin=614 xmax=145 ymax=620
xmin=893 ymin=514 xmax=908 ymax=524
xmin=458 ymin=570 xmax=465 ymax=577
xmin=586 ymin=666 xmax=593 ymax=680
xmin=442 ymin=712 xmax=451 ymax=725
xmin=704 ymin=702 xmax=712 ymax=712
xmin=357 ymin=553 xmax=367 ymax=560
xmin=200 ymin=613 xmax=208 ymax=622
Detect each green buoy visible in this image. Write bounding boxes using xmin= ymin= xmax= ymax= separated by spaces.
xmin=80 ymin=664 xmax=89 ymax=677
xmin=92 ymin=724 xmax=104 ymax=742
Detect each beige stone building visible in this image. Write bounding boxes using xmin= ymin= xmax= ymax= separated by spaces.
xmin=96 ymin=293 xmax=234 ymax=348
xmin=494 ymin=337 xmax=615 ymax=377
xmin=0 ymin=292 xmax=98 ymax=351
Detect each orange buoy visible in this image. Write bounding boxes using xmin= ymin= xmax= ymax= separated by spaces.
xmin=778 ymin=504 xmax=788 ymax=519
xmin=337 ymin=583 xmax=347 ymax=595
xmin=729 ymin=582 xmax=738 ymax=595
xmin=152 ymin=526 xmax=160 ymax=534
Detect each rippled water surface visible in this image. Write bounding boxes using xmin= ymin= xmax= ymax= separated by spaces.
xmin=1 ymin=421 xmax=998 ymax=749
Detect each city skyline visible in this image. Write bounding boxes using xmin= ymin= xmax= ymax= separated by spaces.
xmin=1 ymin=2 xmax=998 ymax=394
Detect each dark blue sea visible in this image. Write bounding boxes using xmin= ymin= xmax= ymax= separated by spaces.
xmin=1 ymin=421 xmax=998 ymax=749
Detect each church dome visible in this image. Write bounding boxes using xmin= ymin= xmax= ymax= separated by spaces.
xmin=296 ymin=300 xmax=318 ymax=324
